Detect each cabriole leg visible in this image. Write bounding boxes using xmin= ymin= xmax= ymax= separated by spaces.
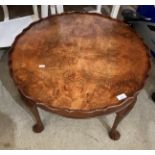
xmin=109 ymin=96 xmax=137 ymax=140
xmin=21 ymin=94 xmax=44 ymax=133
xmin=29 ymin=104 xmax=44 ymax=133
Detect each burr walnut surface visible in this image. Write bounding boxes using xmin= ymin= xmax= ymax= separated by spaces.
xmin=9 ymin=13 xmax=150 ymax=112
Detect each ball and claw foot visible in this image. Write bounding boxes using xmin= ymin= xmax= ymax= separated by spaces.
xmin=33 ymin=124 xmax=44 ymax=133
xmin=109 ymin=130 xmax=120 ymax=140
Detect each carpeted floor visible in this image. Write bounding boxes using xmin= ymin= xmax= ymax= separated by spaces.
xmin=0 ymin=50 xmax=155 ymax=149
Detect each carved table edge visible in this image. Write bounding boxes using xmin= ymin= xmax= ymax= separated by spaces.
xmin=8 ymin=12 xmax=151 ymax=118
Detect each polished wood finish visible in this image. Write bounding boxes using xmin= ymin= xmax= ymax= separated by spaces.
xmin=9 ymin=13 xmax=150 ymax=140
xmin=20 ymin=93 xmax=44 ymax=133
xmin=109 ymin=96 xmax=137 ymax=140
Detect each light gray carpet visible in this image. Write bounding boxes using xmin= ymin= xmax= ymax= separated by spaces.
xmin=0 ymin=50 xmax=155 ymax=149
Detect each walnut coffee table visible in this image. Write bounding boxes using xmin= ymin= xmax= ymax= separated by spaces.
xmin=9 ymin=13 xmax=150 ymax=140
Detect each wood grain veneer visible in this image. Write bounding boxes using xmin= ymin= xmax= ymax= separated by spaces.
xmin=9 ymin=12 xmax=150 ymax=112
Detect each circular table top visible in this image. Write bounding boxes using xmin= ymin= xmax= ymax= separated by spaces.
xmin=10 ymin=13 xmax=150 ymax=112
